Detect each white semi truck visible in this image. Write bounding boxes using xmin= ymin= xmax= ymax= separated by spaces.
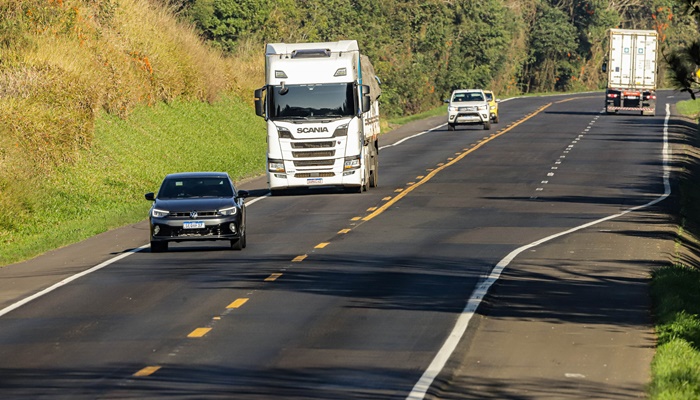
xmin=603 ymin=28 xmax=658 ymax=116
xmin=254 ymin=40 xmax=381 ymax=194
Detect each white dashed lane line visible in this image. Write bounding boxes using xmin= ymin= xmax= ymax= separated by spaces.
xmin=531 ymin=113 xmax=601 ymax=199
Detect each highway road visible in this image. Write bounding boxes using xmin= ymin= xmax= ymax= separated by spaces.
xmin=0 ymin=92 xmax=681 ymax=399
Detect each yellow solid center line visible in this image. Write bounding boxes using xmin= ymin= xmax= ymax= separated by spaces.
xmin=362 ymin=103 xmax=552 ymax=222
xmin=227 ymin=298 xmax=249 ymax=309
xmin=188 ymin=327 xmax=212 ymax=338
xmin=292 ymin=255 xmax=307 ymax=262
xmin=265 ymin=273 xmax=283 ymax=281
xmin=315 ymin=242 xmax=330 ymax=249
xmin=133 ymin=366 xmax=161 ymax=377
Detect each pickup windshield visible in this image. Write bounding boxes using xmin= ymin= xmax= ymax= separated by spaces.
xmin=269 ymin=83 xmax=355 ymax=120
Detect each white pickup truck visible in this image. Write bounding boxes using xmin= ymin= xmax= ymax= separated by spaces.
xmin=446 ymin=89 xmax=491 ymax=131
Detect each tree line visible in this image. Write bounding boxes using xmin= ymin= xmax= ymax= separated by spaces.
xmin=166 ymin=0 xmax=696 ymax=114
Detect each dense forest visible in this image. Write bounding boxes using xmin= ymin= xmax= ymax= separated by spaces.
xmin=166 ymin=0 xmax=696 ymax=115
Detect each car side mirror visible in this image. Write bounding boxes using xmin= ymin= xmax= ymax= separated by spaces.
xmin=443 ymin=99 xmax=450 ymax=103
xmin=237 ymin=190 xmax=250 ymax=199
xmin=145 ymin=192 xmax=155 ymax=201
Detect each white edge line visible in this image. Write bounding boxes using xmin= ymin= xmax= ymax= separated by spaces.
xmin=406 ymin=103 xmax=672 ymax=399
xmin=0 ymin=244 xmax=150 ymax=318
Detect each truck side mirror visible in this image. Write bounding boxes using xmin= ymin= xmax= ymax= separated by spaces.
xmin=254 ymin=87 xmax=266 ymax=118
xmin=601 ymin=62 xmax=607 ymax=73
xmin=361 ymin=84 xmax=371 ymax=113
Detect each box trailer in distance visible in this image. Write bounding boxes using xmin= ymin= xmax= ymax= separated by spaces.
xmin=603 ymin=28 xmax=658 ymax=116
xmin=254 ymin=40 xmax=381 ymax=194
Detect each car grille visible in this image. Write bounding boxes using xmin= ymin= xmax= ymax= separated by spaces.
xmin=171 ymin=211 xmax=218 ymax=217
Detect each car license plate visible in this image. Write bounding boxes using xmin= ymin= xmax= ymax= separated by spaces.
xmin=307 ymin=178 xmax=323 ymax=184
xmin=183 ymin=221 xmax=205 ymax=229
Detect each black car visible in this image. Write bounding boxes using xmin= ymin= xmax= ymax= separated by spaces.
xmin=145 ymin=172 xmax=249 ymax=252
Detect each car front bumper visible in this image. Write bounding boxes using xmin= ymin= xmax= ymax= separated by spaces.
xmin=150 ymin=216 xmax=242 ymax=242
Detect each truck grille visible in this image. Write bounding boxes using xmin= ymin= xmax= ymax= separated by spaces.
xmin=292 ymin=141 xmax=334 ymax=149
xmin=295 ymin=172 xmax=335 ymax=178
xmin=294 ymin=159 xmax=335 ymax=167
xmin=293 ymin=150 xmax=335 ymax=158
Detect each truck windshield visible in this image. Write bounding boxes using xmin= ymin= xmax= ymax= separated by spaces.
xmin=269 ymin=83 xmax=355 ymax=120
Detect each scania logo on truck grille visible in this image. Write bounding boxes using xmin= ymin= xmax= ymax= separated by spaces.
xmin=297 ymin=127 xmax=329 ymax=134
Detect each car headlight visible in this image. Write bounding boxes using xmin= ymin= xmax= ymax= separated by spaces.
xmin=218 ymin=206 xmax=238 ymax=216
xmin=448 ymin=106 xmax=457 ymax=112
xmin=151 ymin=208 xmax=169 ymax=218
xmin=477 ymin=105 xmax=488 ymax=111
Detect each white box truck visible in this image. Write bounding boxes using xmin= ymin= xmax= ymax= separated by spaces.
xmin=603 ymin=28 xmax=658 ymax=116
xmin=254 ymin=40 xmax=381 ymax=194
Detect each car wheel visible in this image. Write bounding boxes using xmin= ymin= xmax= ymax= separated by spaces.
xmin=151 ymin=241 xmax=168 ymax=253
xmin=231 ymin=238 xmax=243 ymax=251
xmin=493 ymin=115 xmax=499 ymax=124
xmin=447 ymin=123 xmax=455 ymax=131
xmin=483 ymin=121 xmax=491 ymax=130
xmin=241 ymin=227 xmax=247 ymax=248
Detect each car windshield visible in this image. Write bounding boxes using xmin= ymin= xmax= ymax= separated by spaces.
xmin=452 ymin=93 xmax=483 ymax=102
xmin=485 ymin=92 xmax=493 ymax=101
xmin=158 ymin=177 xmax=234 ymax=199
xmin=269 ymin=83 xmax=355 ymax=120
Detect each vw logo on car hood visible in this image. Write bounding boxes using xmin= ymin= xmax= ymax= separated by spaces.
xmin=190 ymin=211 xmax=198 ymax=219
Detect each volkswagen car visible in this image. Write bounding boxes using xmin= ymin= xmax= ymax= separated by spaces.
xmin=145 ymin=172 xmax=249 ymax=252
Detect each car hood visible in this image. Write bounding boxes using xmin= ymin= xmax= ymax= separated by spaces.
xmin=154 ymin=198 xmax=236 ymax=212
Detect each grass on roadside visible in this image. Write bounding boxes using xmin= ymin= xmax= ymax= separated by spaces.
xmin=649 ymin=102 xmax=700 ymax=399
xmin=0 ymin=94 xmax=266 ymax=266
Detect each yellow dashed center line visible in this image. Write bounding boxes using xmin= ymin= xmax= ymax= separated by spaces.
xmin=133 ymin=366 xmax=161 ymax=377
xmin=367 ymin=207 xmax=377 ymax=211
xmin=227 ymin=298 xmax=249 ymax=309
xmin=315 ymin=242 xmax=330 ymax=249
xmin=265 ymin=273 xmax=283 ymax=281
xmin=382 ymin=196 xmax=392 ymax=201
xmin=188 ymin=327 xmax=212 ymax=338
xmin=338 ymin=228 xmax=351 ymax=234
xmin=362 ymin=103 xmax=552 ymax=222
xmin=292 ymin=255 xmax=307 ymax=262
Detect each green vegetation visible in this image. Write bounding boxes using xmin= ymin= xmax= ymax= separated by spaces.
xmin=676 ymin=98 xmax=700 ymax=118
xmin=1 ymin=95 xmax=265 ymax=265
xmin=648 ymin=103 xmax=700 ymax=399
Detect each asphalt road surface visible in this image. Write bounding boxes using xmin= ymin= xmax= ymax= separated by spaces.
xmin=0 ymin=91 xmax=682 ymax=399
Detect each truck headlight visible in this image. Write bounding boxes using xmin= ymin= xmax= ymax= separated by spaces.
xmin=344 ymin=156 xmax=361 ymax=170
xmin=268 ymin=159 xmax=285 ymax=173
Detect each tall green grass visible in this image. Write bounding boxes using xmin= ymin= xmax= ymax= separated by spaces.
xmin=649 ymin=101 xmax=700 ymax=399
xmin=0 ymin=95 xmax=266 ymax=266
